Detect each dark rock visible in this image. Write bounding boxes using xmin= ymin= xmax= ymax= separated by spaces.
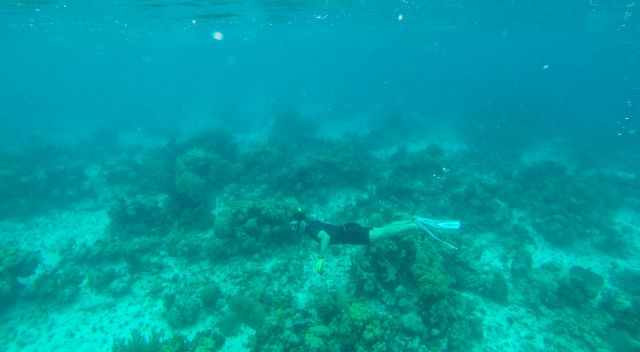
xmin=570 ymin=266 xmax=605 ymax=301
xmin=199 ymin=284 xmax=223 ymax=311
xmin=606 ymin=329 xmax=640 ymax=352
xmin=400 ymin=312 xmax=426 ymax=336
xmin=511 ymin=249 xmax=533 ymax=280
xmin=108 ymin=195 xmax=170 ymax=238
xmin=482 ymin=272 xmax=509 ymax=305
xmin=0 ymin=276 xmax=17 ymax=311
xmin=164 ymin=293 xmax=202 ymax=328
xmin=557 ymin=266 xmax=604 ymax=307
xmin=0 ymin=247 xmax=40 ymax=278
xmin=611 ymin=268 xmax=640 ymax=296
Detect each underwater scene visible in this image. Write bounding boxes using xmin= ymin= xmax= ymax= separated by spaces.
xmin=1 ymin=1 xmax=640 ymax=351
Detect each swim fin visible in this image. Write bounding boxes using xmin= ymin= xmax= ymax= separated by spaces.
xmin=415 ymin=216 xmax=460 ymax=250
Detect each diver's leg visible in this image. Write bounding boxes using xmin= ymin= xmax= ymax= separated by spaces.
xmin=369 ymin=219 xmax=418 ymax=241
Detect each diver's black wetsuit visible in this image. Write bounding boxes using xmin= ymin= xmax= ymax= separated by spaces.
xmin=304 ymin=220 xmax=371 ymax=245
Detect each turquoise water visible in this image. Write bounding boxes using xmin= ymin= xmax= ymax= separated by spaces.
xmin=1 ymin=1 xmax=640 ymax=351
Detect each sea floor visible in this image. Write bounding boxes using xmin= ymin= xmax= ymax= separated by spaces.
xmin=0 ymin=206 xmax=356 ymax=352
xmin=1 ymin=202 xmax=639 ymax=352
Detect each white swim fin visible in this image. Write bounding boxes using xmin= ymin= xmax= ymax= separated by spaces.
xmin=415 ymin=216 xmax=461 ymax=250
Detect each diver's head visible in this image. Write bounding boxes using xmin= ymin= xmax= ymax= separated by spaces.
xmin=292 ymin=208 xmax=306 ymax=222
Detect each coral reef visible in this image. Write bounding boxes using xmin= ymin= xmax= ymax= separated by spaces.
xmin=1 ymin=125 xmax=638 ymax=352
xmin=507 ymin=161 xmax=622 ymax=250
xmin=250 ymin=297 xmax=398 ymax=352
xmin=212 ymin=198 xmax=299 ymax=256
xmin=0 ymin=145 xmax=93 ymax=219
xmin=27 ymin=265 xmax=84 ymax=305
xmin=107 ymin=195 xmax=171 ymax=238
xmin=0 ymin=246 xmax=39 ymax=310
xmin=87 ymin=266 xmax=132 ymax=297
xmin=112 ymin=329 xmax=224 ymax=352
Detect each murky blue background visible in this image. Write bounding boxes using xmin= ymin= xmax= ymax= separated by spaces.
xmin=1 ymin=1 xmax=638 ymax=163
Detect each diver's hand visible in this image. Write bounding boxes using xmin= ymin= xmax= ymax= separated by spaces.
xmin=314 ymin=256 xmax=325 ymax=274
xmin=290 ymin=220 xmax=307 ymax=234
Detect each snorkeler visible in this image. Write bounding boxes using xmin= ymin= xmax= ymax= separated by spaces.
xmin=289 ymin=209 xmax=461 ymax=272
